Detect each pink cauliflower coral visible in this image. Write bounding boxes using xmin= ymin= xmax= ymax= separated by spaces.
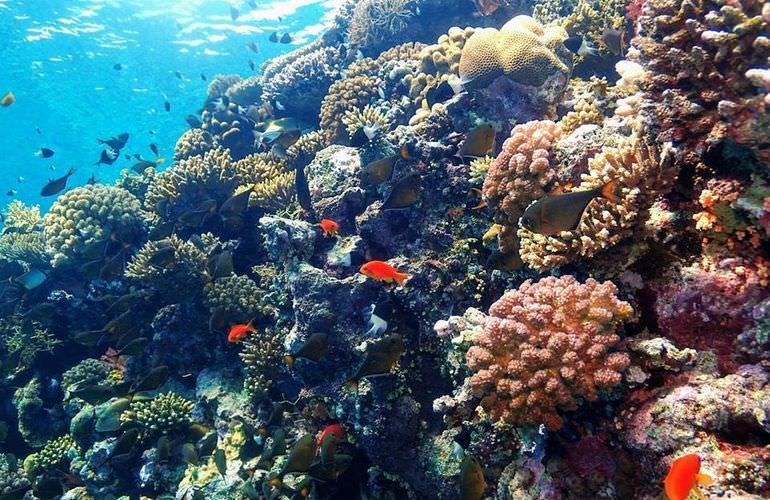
xmin=482 ymin=120 xmax=561 ymax=226
xmin=466 ymin=275 xmax=633 ymax=430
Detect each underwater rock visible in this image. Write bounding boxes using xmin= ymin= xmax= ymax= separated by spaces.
xmin=260 ymin=216 xmax=317 ymax=266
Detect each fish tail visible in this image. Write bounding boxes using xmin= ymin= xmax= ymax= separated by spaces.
xmin=343 ymin=379 xmax=359 ymax=393
xmin=394 ymin=272 xmax=411 ymax=287
xmin=283 ymin=355 xmax=294 ymax=370
xmin=601 ymin=178 xmax=619 ymax=204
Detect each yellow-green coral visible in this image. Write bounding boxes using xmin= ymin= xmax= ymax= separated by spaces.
xmin=559 ymin=97 xmax=604 ymax=134
xmin=120 ymin=392 xmax=194 ymax=435
xmin=23 ymin=434 xmax=76 ymax=478
xmin=235 ymin=153 xmax=296 ymax=212
xmin=347 ymin=0 xmax=417 ymax=52
xmin=0 ymin=201 xmax=47 ymax=266
xmin=174 ymin=128 xmax=214 ymax=162
xmin=342 ymin=105 xmax=390 ymax=140
xmin=319 ymin=75 xmax=382 ymax=145
xmin=126 ymin=235 xmax=207 ymax=282
xmin=204 ymin=274 xmax=275 ymax=324
xmin=42 ymin=185 xmax=144 ymax=268
xmin=1 ymin=318 xmax=60 ymax=372
xmin=469 ymin=156 xmax=494 ymax=187
xmin=240 ymin=328 xmax=284 ymax=400
xmin=458 ymin=16 xmax=570 ymax=90
xmin=3 ymin=201 xmax=41 ymax=233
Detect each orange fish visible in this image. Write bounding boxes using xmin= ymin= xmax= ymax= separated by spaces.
xmin=360 ymin=260 xmax=410 ymax=286
xmin=664 ymin=454 xmax=714 ymax=500
xmin=1 ymin=92 xmax=15 ymax=107
xmin=227 ymin=321 xmax=256 ymax=343
xmin=318 ymin=219 xmax=339 ymax=237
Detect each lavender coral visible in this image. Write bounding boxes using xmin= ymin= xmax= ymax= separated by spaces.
xmin=466 ymin=276 xmax=633 ymax=430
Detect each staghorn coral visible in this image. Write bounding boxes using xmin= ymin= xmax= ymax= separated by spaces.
xmin=0 ymin=202 xmax=50 ymax=265
xmin=260 ymin=45 xmax=342 ymax=118
xmin=518 ymin=137 xmax=678 ymax=270
xmin=22 ymin=434 xmax=76 ymax=478
xmin=458 ymin=16 xmax=570 ymax=90
xmin=3 ymin=200 xmax=41 ymax=233
xmin=482 ymin=120 xmax=563 ymax=226
xmin=119 ymin=392 xmax=194 ymax=435
xmin=204 ymin=274 xmax=275 ymax=324
xmin=239 ymin=327 xmax=284 ymax=400
xmin=42 ymin=185 xmax=144 ymax=268
xmin=234 ymin=153 xmax=296 ymax=212
xmin=469 ymin=155 xmax=494 ymax=187
xmin=466 ymin=275 xmax=633 ymax=430
xmin=1 ymin=318 xmax=60 ymax=372
xmin=632 ymin=0 xmax=770 ymax=170
xmin=174 ymin=128 xmax=213 ymax=163
xmin=319 ymin=74 xmax=383 ymax=145
xmin=347 ymin=0 xmax=418 ymax=53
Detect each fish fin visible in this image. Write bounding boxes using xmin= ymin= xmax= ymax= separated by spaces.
xmin=696 ymin=473 xmax=714 ymax=485
xmin=395 ymin=272 xmax=411 ymax=287
xmin=283 ymin=355 xmax=294 ymax=370
xmin=470 ymin=200 xmax=486 ymax=210
xmin=343 ymin=380 xmax=359 ymax=393
xmin=600 ymin=178 xmax=619 ymax=204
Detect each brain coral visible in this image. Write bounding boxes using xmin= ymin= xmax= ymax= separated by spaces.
xmin=459 ymin=15 xmax=570 ymax=90
xmin=43 ymin=185 xmax=144 ymax=268
xmin=466 ymin=275 xmax=633 ymax=430
xmin=518 ymin=137 xmax=678 ymax=271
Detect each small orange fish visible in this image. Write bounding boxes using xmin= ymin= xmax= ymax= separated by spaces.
xmin=227 ymin=321 xmax=256 ymax=343
xmin=318 ymin=219 xmax=339 ymax=237
xmin=664 ymin=454 xmax=714 ymax=500
xmin=360 ymin=260 xmax=410 ymax=287
xmin=1 ymin=92 xmax=15 ymax=107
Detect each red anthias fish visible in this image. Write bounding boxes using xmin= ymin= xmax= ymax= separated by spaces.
xmin=228 ymin=321 xmax=256 ymax=343
xmin=316 ymin=423 xmax=345 ymax=448
xmin=664 ymin=454 xmax=714 ymax=500
xmin=318 ymin=219 xmax=339 ymax=237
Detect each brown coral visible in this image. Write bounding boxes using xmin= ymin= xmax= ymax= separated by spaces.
xmin=319 ymin=75 xmax=382 ymax=145
xmin=466 ymin=275 xmax=633 ymax=430
xmin=458 ymin=15 xmax=570 ymax=90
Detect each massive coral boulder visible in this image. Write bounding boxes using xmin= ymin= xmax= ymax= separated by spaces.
xmin=466 ymin=275 xmax=633 ymax=430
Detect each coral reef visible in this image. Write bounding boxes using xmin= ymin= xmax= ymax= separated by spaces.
xmin=119 ymin=392 xmax=194 ymax=435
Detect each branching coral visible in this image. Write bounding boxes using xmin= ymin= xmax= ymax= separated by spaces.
xmin=120 ymin=392 xmax=194 ymax=435
xmin=559 ymin=98 xmax=604 ymax=135
xmin=0 ymin=453 xmax=29 ymax=496
xmin=347 ymin=0 xmax=418 ymax=53
xmin=206 ymin=74 xmax=242 ymax=100
xmin=22 ymin=434 xmax=76 ymax=478
xmin=125 ymin=235 xmax=209 ymax=296
xmin=483 ymin=120 xmax=563 ymax=227
xmin=632 ymin=0 xmax=770 ymax=170
xmin=466 ymin=276 xmax=633 ymax=430
xmin=342 ymin=105 xmax=391 ymax=141
xmin=458 ymin=16 xmax=570 ymax=90
xmin=62 ymin=359 xmax=109 ymax=395
xmin=235 ymin=153 xmax=296 ymax=212
xmin=174 ymin=128 xmax=214 ymax=163
xmin=204 ymin=274 xmax=275 ymax=324
xmin=319 ymin=75 xmax=383 ymax=145
xmin=42 ymin=185 xmax=144 ymax=268
xmin=1 ymin=318 xmax=60 ymax=372
xmin=518 ymin=137 xmax=678 ymax=270
xmin=240 ymin=327 xmax=284 ymax=400
xmin=0 ymin=202 xmax=51 ymax=266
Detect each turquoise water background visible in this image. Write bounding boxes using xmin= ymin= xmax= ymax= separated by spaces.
xmin=0 ymin=0 xmax=333 ymax=210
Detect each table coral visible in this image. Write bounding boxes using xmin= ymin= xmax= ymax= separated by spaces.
xmin=42 ymin=185 xmax=144 ymax=268
xmin=466 ymin=275 xmax=633 ymax=430
xmin=458 ymin=15 xmax=570 ymax=90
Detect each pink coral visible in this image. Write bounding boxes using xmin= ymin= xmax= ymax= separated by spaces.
xmin=466 ymin=275 xmax=633 ymax=430
xmin=482 ymin=120 xmax=562 ymax=227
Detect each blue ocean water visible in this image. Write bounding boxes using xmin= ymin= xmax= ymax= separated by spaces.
xmin=0 ymin=0 xmax=334 ymax=210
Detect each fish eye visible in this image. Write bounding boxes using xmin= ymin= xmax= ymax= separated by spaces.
xmin=521 ymin=216 xmax=533 ymax=230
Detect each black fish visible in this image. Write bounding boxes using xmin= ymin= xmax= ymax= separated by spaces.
xmin=87 ymin=173 xmax=98 ymax=185
xmin=247 ymin=41 xmax=259 ymax=54
xmin=383 ymin=172 xmax=421 ymax=209
xmin=185 ymin=114 xmax=203 ymax=128
xmin=248 ymin=59 xmax=255 ymax=71
xmin=602 ymin=26 xmax=625 ymax=56
xmin=164 ymin=100 xmax=171 ymax=112
xmin=269 ymin=32 xmax=278 ymax=43
xmin=6 ymin=190 xmax=16 ymax=196
xmin=206 ymin=251 xmax=233 ymax=281
xmin=36 ymin=127 xmax=41 ymax=134
xmin=34 ymin=147 xmax=55 ymax=158
xmin=113 ymin=63 xmax=123 ymax=70
xmin=124 ymin=154 xmax=131 ymax=160
xmin=96 ymin=148 xmax=118 ymax=165
xmin=425 ymin=80 xmax=455 ymax=107
xmin=200 ymin=73 xmax=207 ymax=81
xmin=98 ymin=133 xmax=129 ymax=150
xmin=230 ymin=6 xmax=239 ymax=20
xmin=131 ymin=365 xmax=169 ymax=393
xmin=41 ymin=167 xmax=75 ymax=196
xmin=132 ymin=161 xmax=155 ymax=174
xmin=174 ymin=70 xmax=183 ymax=80
xmin=150 ymin=143 xmax=159 ymax=156
xmin=280 ymin=33 xmax=292 ymax=44
xmin=295 ymin=160 xmax=314 ymax=217
xmin=284 ymin=333 xmax=328 ymax=369
xmin=520 ymin=180 xmax=619 ymax=235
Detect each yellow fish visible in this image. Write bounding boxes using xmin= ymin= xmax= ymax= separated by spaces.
xmin=1 ymin=92 xmax=15 ymax=107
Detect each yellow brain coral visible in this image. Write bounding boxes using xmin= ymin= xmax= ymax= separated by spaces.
xmin=459 ymin=15 xmax=570 ymax=90
xmin=43 ymin=185 xmax=144 ymax=268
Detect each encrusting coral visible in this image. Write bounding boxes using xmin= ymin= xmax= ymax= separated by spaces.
xmin=466 ymin=275 xmax=633 ymax=430
xmin=42 ymin=185 xmax=144 ymax=268
xmin=458 ymin=15 xmax=570 ymax=90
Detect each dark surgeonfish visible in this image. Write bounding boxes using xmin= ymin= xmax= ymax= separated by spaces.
xmin=96 ymin=148 xmax=118 ymax=166
xmin=41 ymin=168 xmax=75 ymax=196
xmin=98 ymin=133 xmax=129 ymax=151
xmin=520 ymin=179 xmax=619 ymax=235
